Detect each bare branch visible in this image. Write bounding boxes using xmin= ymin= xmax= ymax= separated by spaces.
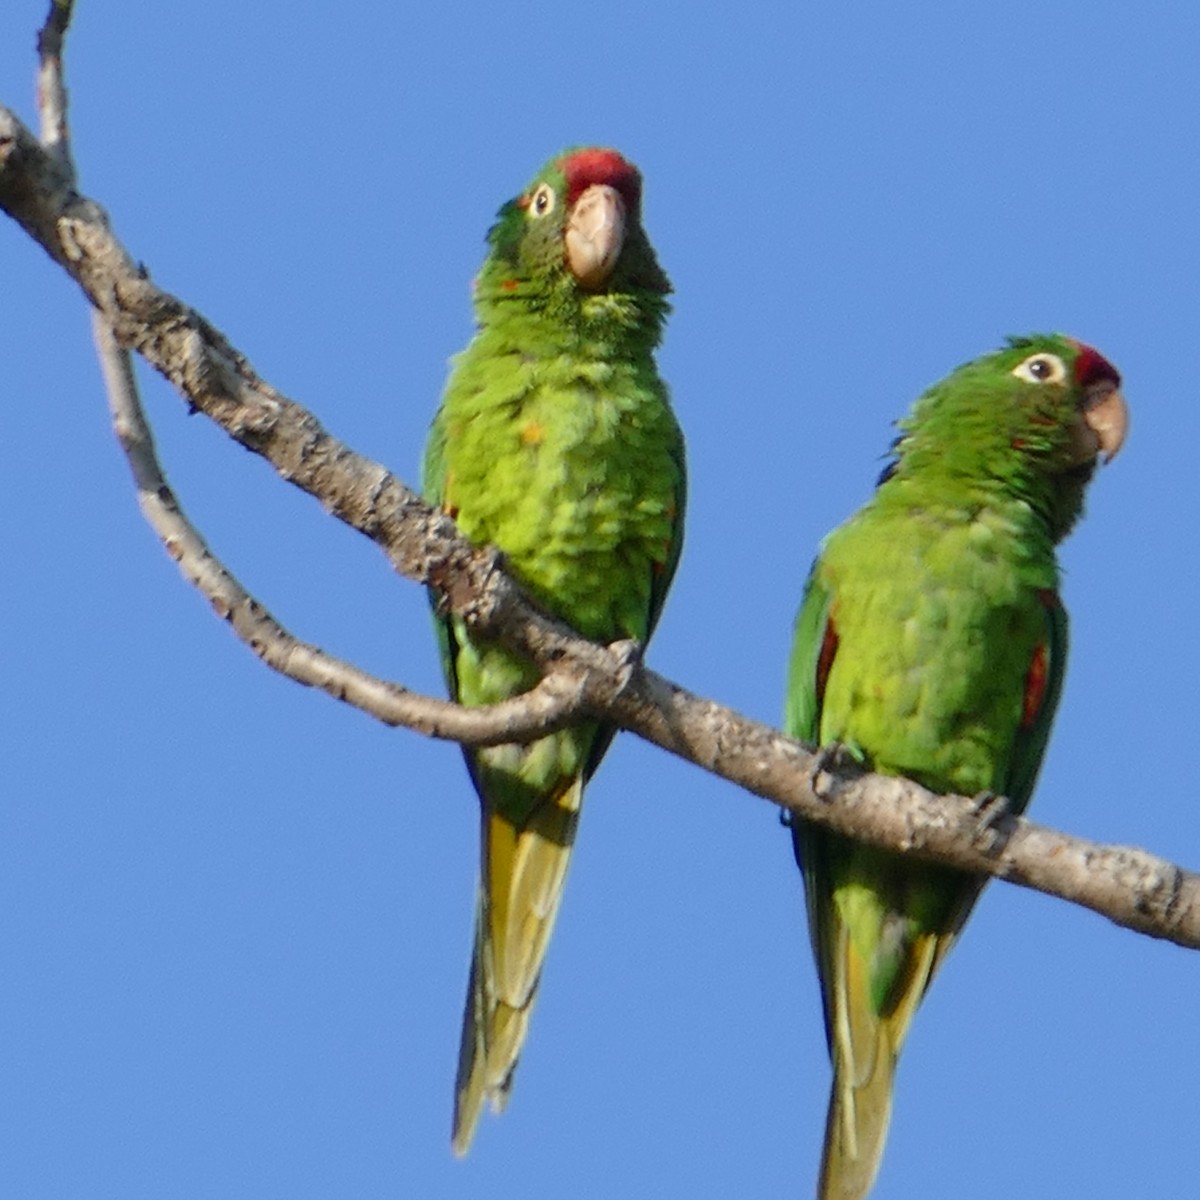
xmin=29 ymin=12 xmax=588 ymax=750
xmin=92 ymin=314 xmax=591 ymax=746
xmin=3 ymin=102 xmax=1199 ymax=951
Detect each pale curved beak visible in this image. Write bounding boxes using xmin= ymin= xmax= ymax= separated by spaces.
xmin=1082 ymin=380 xmax=1129 ymax=462
xmin=564 ymin=183 xmax=626 ymax=289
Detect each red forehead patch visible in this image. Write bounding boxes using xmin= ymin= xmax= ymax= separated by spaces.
xmin=1070 ymin=342 xmax=1121 ymax=389
xmin=558 ymin=147 xmax=642 ymax=211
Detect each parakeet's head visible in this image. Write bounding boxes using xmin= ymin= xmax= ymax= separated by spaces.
xmin=883 ymin=334 xmax=1129 ymax=539
xmin=473 ymin=147 xmax=670 ymax=334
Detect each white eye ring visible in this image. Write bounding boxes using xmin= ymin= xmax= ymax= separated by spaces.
xmin=1012 ymin=353 xmax=1068 ymax=385
xmin=528 ymin=183 xmax=556 ymax=218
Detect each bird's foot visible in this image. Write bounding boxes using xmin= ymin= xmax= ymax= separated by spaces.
xmin=606 ymin=638 xmax=644 ymax=695
xmin=809 ymin=742 xmax=854 ymax=801
xmin=780 ymin=743 xmax=855 ymax=828
xmin=969 ymin=790 xmax=1013 ymax=856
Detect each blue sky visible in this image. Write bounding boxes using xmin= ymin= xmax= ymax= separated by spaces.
xmin=2 ymin=3 xmax=1196 ymax=1197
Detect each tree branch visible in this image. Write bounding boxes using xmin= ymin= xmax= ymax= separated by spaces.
xmin=91 ymin=313 xmax=592 ymax=745
xmin=3 ymin=99 xmax=1197 ymax=951
xmin=29 ymin=3 xmax=587 ymax=749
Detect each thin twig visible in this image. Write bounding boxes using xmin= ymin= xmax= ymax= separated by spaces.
xmin=92 ymin=315 xmax=591 ymax=744
xmin=35 ymin=0 xmax=73 ymax=168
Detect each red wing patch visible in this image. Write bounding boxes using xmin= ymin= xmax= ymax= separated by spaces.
xmin=815 ymin=619 xmax=839 ymax=709
xmin=1022 ymin=590 xmax=1061 ymax=729
xmin=1022 ymin=642 xmax=1048 ymax=730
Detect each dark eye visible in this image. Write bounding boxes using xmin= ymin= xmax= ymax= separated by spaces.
xmin=1012 ymin=353 xmax=1067 ymax=384
xmin=528 ymin=183 xmax=556 ymax=218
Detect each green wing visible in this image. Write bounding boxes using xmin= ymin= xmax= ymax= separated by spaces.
xmin=581 ymin=428 xmax=686 ymax=780
xmin=1003 ymin=590 xmax=1068 ymax=813
xmin=785 ymin=563 xmax=1069 ymax=1200
xmin=784 ymin=561 xmax=833 ymax=747
xmin=783 ymin=562 xmax=839 ymax=1039
xmin=645 ymin=436 xmax=687 ymax=644
xmin=786 ymin=560 xmax=948 ymax=1199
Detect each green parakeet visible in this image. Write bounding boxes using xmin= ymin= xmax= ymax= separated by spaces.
xmin=784 ymin=335 xmax=1127 ymax=1199
xmin=422 ymin=148 xmax=685 ymax=1155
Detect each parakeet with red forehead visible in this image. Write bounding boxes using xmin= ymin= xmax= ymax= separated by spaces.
xmin=423 ymin=147 xmax=685 ymax=1154
xmin=784 ymin=335 xmax=1127 ymax=1199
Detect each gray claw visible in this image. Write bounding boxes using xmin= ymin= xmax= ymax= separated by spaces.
xmin=970 ymin=790 xmax=1012 ymax=856
xmin=808 ymin=742 xmax=851 ymax=801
